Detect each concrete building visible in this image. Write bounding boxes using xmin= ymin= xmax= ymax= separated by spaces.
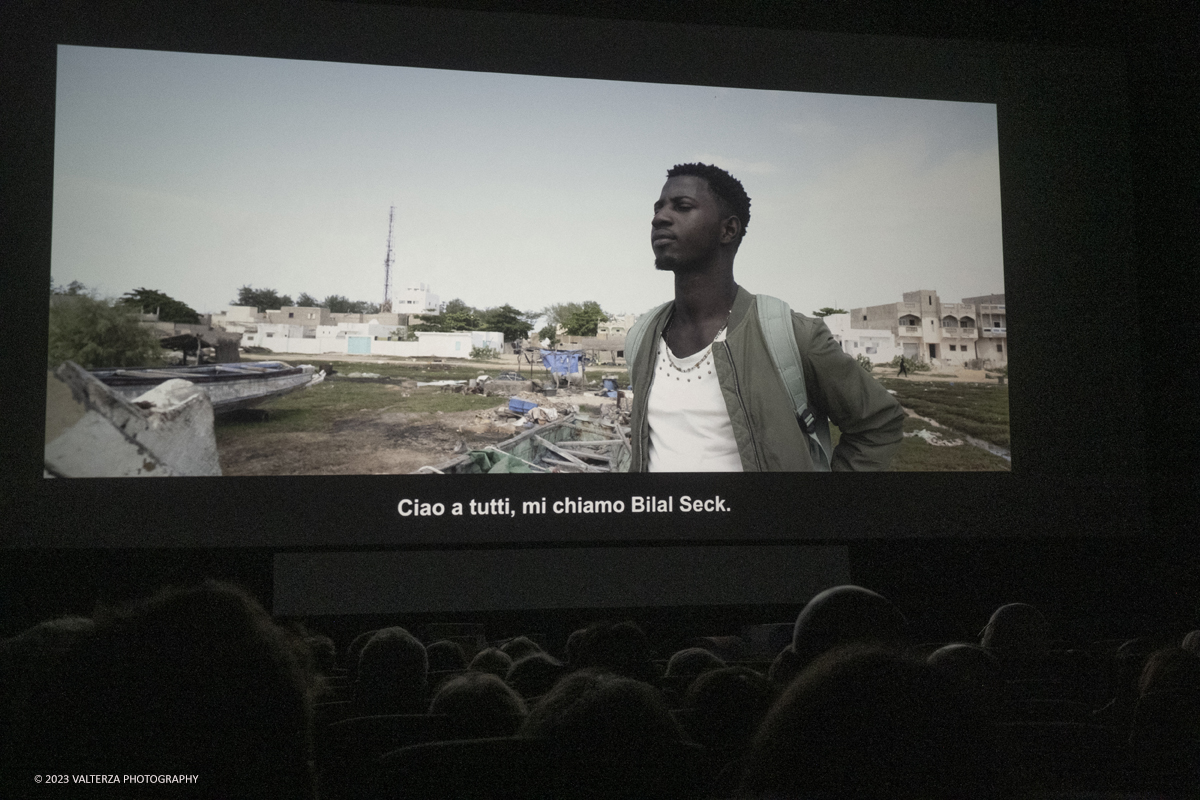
xmin=962 ymin=294 xmax=1007 ymax=365
xmin=240 ymin=319 xmax=501 ymax=359
xmin=597 ymin=313 xmax=639 ymax=340
xmin=267 ymin=306 xmax=333 ymax=326
xmin=393 ymin=282 xmax=441 ymax=316
xmin=328 ymin=311 xmax=404 ymax=326
xmin=212 ymin=305 xmax=266 ymax=333
xmin=822 ymin=313 xmax=903 ymax=364
xmin=850 ymin=289 xmax=1007 ymax=367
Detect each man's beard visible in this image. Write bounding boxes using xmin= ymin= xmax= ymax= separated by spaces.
xmin=655 ymin=253 xmax=704 ymax=272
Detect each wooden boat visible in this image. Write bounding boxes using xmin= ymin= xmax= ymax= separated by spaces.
xmin=89 ymin=361 xmax=324 ymax=414
xmin=419 ymin=413 xmax=632 ymax=474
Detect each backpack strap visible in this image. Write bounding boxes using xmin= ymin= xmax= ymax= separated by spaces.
xmin=756 ymin=295 xmax=833 ymax=471
xmin=624 ymin=301 xmax=671 ymax=388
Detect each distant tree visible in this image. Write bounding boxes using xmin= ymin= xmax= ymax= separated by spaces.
xmin=561 ymin=301 xmax=610 ymax=337
xmin=235 ymin=286 xmax=293 ymax=312
xmin=480 ymin=304 xmax=537 ymax=342
xmin=51 ymin=278 xmax=90 ymax=297
xmin=434 ymin=298 xmax=481 ymax=330
xmin=813 ymin=307 xmax=848 ymax=317
xmin=411 ymin=305 xmax=480 ymax=333
xmin=537 ymin=324 xmax=560 ymax=349
xmin=48 ymin=295 xmax=162 ymax=369
xmin=349 ymin=300 xmax=382 ymax=315
xmin=409 ymin=314 xmax=451 ymax=333
xmin=119 ymin=288 xmax=201 ymax=324
xmin=322 ymin=294 xmax=355 ymax=313
xmin=318 ymin=296 xmax=381 ymax=315
xmin=296 ymin=292 xmax=319 ymax=307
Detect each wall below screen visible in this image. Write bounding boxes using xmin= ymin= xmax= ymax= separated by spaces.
xmin=272 ymin=545 xmax=851 ymax=616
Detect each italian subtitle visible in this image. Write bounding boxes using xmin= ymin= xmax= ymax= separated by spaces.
xmin=34 ymin=774 xmax=199 ymax=784
xmin=397 ymin=495 xmax=729 ymax=517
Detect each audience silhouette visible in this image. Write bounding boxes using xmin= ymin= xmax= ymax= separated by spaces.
xmin=6 ymin=580 xmax=1200 ymax=799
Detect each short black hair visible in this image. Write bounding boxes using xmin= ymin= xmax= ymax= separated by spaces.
xmin=666 ymin=162 xmax=751 ymax=242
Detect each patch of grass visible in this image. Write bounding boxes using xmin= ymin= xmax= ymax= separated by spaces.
xmin=214 ymin=382 xmax=500 ymax=439
xmin=829 ymin=417 xmax=1010 ymax=471
xmin=888 ymin=417 xmax=1010 ymax=471
xmin=878 ymin=378 xmax=1009 ymax=447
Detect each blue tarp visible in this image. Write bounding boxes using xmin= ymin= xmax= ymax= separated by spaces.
xmin=539 ymin=349 xmax=583 ymax=375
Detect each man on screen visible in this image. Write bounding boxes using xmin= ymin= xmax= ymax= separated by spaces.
xmin=625 ymin=163 xmax=905 ymax=472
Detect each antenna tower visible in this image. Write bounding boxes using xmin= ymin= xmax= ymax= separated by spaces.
xmin=381 ymin=205 xmax=395 ymax=312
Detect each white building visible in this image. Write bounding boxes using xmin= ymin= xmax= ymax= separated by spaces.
xmin=597 ymin=313 xmax=639 ymax=339
xmin=393 ymin=282 xmax=441 ymax=316
xmin=211 ymin=305 xmax=265 ymax=333
xmin=850 ymin=289 xmax=1007 ymax=367
xmin=821 ymin=313 xmax=903 ymax=364
xmin=240 ymin=319 xmax=502 ymax=359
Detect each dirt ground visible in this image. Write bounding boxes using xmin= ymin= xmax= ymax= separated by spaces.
xmin=217 ymin=408 xmax=514 ymax=475
xmin=216 ymin=390 xmax=620 ymax=476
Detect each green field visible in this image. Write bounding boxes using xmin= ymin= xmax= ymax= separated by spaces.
xmin=829 ymin=378 xmax=1011 ymax=471
xmin=830 ymin=416 xmax=1010 ymax=471
xmin=877 ymin=378 xmax=1010 ymax=447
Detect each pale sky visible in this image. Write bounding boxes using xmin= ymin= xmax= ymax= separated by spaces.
xmin=52 ymin=45 xmax=1004 ymax=321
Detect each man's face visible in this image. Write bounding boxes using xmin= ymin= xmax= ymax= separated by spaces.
xmin=651 ymin=175 xmax=731 ymax=271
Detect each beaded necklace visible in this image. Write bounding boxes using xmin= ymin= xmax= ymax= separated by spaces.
xmin=659 ymin=307 xmax=731 ymax=381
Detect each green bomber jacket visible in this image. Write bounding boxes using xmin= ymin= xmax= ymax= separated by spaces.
xmin=628 ymin=286 xmax=906 ymax=472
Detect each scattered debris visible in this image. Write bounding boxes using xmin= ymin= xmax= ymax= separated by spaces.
xmin=420 ymin=413 xmax=632 ymax=474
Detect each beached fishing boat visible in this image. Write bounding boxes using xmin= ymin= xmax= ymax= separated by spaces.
xmin=89 ymin=361 xmax=324 ymax=413
xmin=418 ymin=413 xmax=632 ymax=474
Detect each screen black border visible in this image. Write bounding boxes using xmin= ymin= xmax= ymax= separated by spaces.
xmin=2 ymin=2 xmax=1147 ymax=549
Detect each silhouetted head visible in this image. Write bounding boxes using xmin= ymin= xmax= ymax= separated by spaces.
xmin=682 ymin=666 xmax=776 ymax=751
xmin=980 ymin=603 xmax=1050 ymax=652
xmin=521 ymin=669 xmax=681 ymax=747
xmin=1139 ymin=647 xmax=1200 ymax=696
xmin=354 ymin=627 xmax=428 ymax=712
xmin=741 ymin=645 xmax=996 ymax=800
xmin=426 ymin=639 xmax=468 ymax=672
xmin=430 ymin=671 xmax=527 ymax=739
xmin=571 ymin=621 xmax=658 ymax=682
xmin=15 ymin=582 xmax=314 ymax=799
xmin=665 ymin=647 xmax=726 ymax=679
xmin=346 ymin=628 xmax=379 ymax=680
xmin=506 ymin=652 xmax=568 ymax=700
xmin=928 ymin=644 xmax=1002 ymax=690
xmin=469 ymin=646 xmax=514 ymax=679
xmin=565 ymin=628 xmax=586 ymax=666
xmin=500 ymin=635 xmax=544 ymax=662
xmin=771 ymin=585 xmax=907 ymax=687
